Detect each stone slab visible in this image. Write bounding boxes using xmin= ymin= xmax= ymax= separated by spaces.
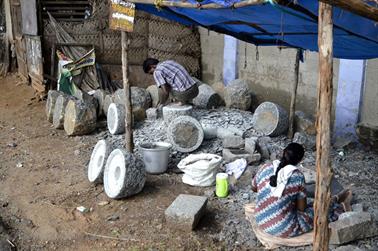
xmin=245 ymin=137 xmax=258 ymax=154
xmin=222 ymin=136 xmax=245 ymax=149
xmin=146 ymin=108 xmax=159 ymax=120
xmin=165 ymin=194 xmax=208 ymax=230
xmin=223 ymin=148 xmax=261 ymax=164
xmin=329 ymin=212 xmax=378 ymax=245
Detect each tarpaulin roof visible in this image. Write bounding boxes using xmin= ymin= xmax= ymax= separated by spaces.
xmin=136 ymin=0 xmax=378 ymax=59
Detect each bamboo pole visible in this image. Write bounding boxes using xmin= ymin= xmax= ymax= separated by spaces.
xmin=313 ymin=2 xmax=334 ymax=251
xmin=121 ymin=31 xmax=134 ymax=153
xmin=127 ymin=0 xmax=265 ymax=9
xmin=288 ymin=49 xmax=301 ymax=139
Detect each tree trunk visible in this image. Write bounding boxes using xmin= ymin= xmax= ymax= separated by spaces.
xmin=313 ymin=2 xmax=334 ymax=251
xmin=121 ymin=31 xmax=134 ymax=153
xmin=288 ymin=49 xmax=301 ymax=139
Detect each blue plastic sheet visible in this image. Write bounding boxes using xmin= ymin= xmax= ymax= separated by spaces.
xmin=136 ymin=0 xmax=378 ymax=59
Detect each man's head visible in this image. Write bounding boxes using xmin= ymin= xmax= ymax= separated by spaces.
xmin=143 ymin=58 xmax=159 ymax=74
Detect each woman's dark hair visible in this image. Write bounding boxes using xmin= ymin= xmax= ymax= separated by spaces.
xmin=143 ymin=58 xmax=159 ymax=73
xmin=269 ymin=143 xmax=305 ymax=187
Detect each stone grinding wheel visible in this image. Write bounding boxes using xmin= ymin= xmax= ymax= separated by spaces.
xmin=162 ymin=104 xmax=193 ymax=125
xmin=252 ymin=101 xmax=289 ymax=136
xmin=63 ymin=99 xmax=97 ymax=136
xmin=46 ymin=90 xmax=62 ymax=123
xmin=107 ymin=103 xmax=125 ymax=135
xmin=192 ymin=84 xmax=224 ymax=109
xmin=167 ymin=116 xmax=204 ymax=153
xmin=104 ymin=149 xmax=146 ymax=199
xmin=88 ymin=140 xmax=108 ymax=184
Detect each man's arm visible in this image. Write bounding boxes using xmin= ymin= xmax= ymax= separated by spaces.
xmin=157 ymin=84 xmax=170 ymax=106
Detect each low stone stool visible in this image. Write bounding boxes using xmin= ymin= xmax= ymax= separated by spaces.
xmin=165 ymin=194 xmax=208 ymax=231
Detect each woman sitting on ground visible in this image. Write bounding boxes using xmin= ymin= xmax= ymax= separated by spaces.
xmin=251 ymin=143 xmax=352 ymax=238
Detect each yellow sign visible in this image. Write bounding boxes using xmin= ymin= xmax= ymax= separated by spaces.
xmin=109 ymin=0 xmax=135 ymax=32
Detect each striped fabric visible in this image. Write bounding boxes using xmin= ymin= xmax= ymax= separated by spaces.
xmin=153 ymin=60 xmax=196 ymax=92
xmin=252 ymin=163 xmax=343 ymax=238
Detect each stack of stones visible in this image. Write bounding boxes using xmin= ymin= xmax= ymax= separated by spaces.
xmin=222 ymin=135 xmax=261 ymax=164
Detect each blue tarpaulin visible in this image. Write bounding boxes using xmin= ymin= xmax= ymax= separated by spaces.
xmin=136 ymin=0 xmax=378 ymax=59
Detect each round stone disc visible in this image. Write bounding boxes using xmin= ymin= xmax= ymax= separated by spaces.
xmin=88 ymin=140 xmax=107 ymax=183
xmin=252 ymin=101 xmax=288 ymax=136
xmin=107 ymin=103 xmax=125 ymax=135
xmin=104 ymin=149 xmax=126 ymax=199
xmin=167 ymin=116 xmax=204 ymax=153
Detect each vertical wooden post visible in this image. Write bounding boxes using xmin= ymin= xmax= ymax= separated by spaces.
xmin=288 ymin=49 xmax=301 ymax=139
xmin=121 ymin=31 xmax=134 ymax=153
xmin=313 ymin=2 xmax=333 ymax=251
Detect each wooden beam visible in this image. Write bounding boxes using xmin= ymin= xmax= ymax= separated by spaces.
xmin=287 ymin=49 xmax=301 ymax=139
xmin=127 ymin=0 xmax=265 ymax=9
xmin=313 ymin=2 xmax=334 ymax=251
xmin=121 ymin=31 xmax=134 ymax=153
xmin=318 ymin=0 xmax=378 ymax=22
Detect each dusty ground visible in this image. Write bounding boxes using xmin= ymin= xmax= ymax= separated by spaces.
xmin=0 ymin=74 xmax=377 ymax=251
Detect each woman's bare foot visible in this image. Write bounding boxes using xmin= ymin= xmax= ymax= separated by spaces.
xmin=340 ymin=190 xmax=353 ymax=212
xmin=335 ymin=189 xmax=351 ymax=203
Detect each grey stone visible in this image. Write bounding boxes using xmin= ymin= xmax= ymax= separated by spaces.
xmin=103 ymin=94 xmax=115 ymax=116
xmin=53 ymin=94 xmax=74 ymax=129
xmin=146 ymin=108 xmax=158 ymax=120
xmin=0 ymin=239 xmax=12 ymax=251
xmin=223 ymin=149 xmax=261 ymax=164
xmin=223 ymin=136 xmax=245 ymax=149
xmin=257 ymin=136 xmax=271 ymax=160
xmin=167 ymin=116 xmax=204 ymax=153
xmin=64 ymin=99 xmax=97 ymax=136
xmin=107 ymin=103 xmax=126 ymax=135
xmin=202 ymin=125 xmax=218 ymax=140
xmin=252 ymin=102 xmax=289 ymax=136
xmin=294 ymin=111 xmax=316 ymax=135
xmin=165 ymin=194 xmax=208 ymax=230
xmin=224 ymin=79 xmax=252 ymax=111
xmin=293 ymin=132 xmax=316 ymax=150
xmin=245 ymin=137 xmax=257 ymax=154
xmin=114 ymin=87 xmax=152 ymax=111
xmin=192 ymin=83 xmax=224 ymax=109
xmin=352 ymin=203 xmax=364 ymax=213
xmin=217 ymin=127 xmax=244 ymax=139
xmin=162 ymin=104 xmax=193 ymax=125
xmin=333 ymin=245 xmax=364 ymax=251
xmin=329 ymin=212 xmax=378 ymax=245
xmin=46 ymin=90 xmax=62 ymax=123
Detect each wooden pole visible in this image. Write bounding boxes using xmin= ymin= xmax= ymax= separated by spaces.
xmin=288 ymin=49 xmax=301 ymax=139
xmin=313 ymin=2 xmax=334 ymax=251
xmin=127 ymin=0 xmax=265 ymax=9
xmin=318 ymin=0 xmax=378 ymax=22
xmin=121 ymin=31 xmax=134 ymax=153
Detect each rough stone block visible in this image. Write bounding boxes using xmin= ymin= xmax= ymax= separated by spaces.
xmin=146 ymin=85 xmax=159 ymax=107
xmin=294 ymin=111 xmax=316 ymax=135
xmin=165 ymin=194 xmax=208 ymax=230
xmin=217 ymin=127 xmax=244 ymax=139
xmin=224 ymin=79 xmax=252 ymax=111
xmin=223 ymin=149 xmax=261 ymax=164
xmin=333 ymin=245 xmax=364 ymax=251
xmin=146 ymin=108 xmax=158 ymax=120
xmin=245 ymin=137 xmax=257 ymax=154
xmin=201 ymin=124 xmax=218 ymax=140
xmin=351 ymin=203 xmax=364 ymax=213
xmin=293 ymin=132 xmax=316 ymax=150
xmin=329 ymin=212 xmax=378 ymax=245
xmin=223 ymin=136 xmax=245 ymax=149
xmin=257 ymin=136 xmax=271 ymax=160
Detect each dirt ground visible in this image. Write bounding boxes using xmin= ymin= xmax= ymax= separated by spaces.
xmin=0 ymin=75 xmax=230 ymax=250
xmin=1 ymin=74 xmax=378 ymax=251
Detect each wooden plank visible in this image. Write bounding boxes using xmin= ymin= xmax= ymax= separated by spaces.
xmin=288 ymin=49 xmax=301 ymax=139
xmin=127 ymin=0 xmax=265 ymax=9
xmin=313 ymin=2 xmax=334 ymax=251
xmin=121 ymin=31 xmax=134 ymax=153
xmin=41 ymin=1 xmax=89 ymax=4
xmin=20 ymin=0 xmax=38 ymax=35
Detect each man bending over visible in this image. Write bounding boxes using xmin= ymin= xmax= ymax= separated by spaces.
xmin=143 ymin=58 xmax=199 ymax=107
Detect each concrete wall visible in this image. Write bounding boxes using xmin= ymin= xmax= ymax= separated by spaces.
xmin=199 ymin=27 xmax=340 ymax=117
xmin=360 ymin=59 xmax=378 ymax=126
